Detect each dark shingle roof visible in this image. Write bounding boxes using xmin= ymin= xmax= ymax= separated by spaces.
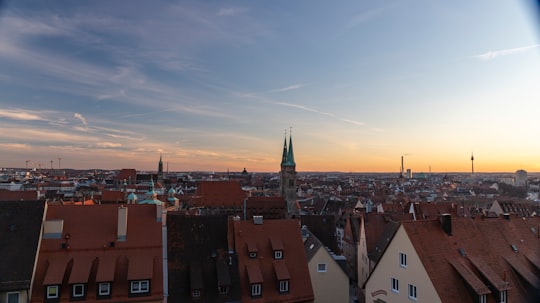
xmin=0 ymin=200 xmax=45 ymax=291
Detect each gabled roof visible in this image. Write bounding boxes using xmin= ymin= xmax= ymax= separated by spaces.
xmin=399 ymin=216 xmax=540 ymax=303
xmin=191 ymin=181 xmax=248 ymax=208
xmin=31 ymin=204 xmax=163 ymax=302
xmin=116 ymin=168 xmax=137 ymax=181
xmin=0 ymin=201 xmax=45 ymax=291
xmin=234 ymin=219 xmax=314 ymax=302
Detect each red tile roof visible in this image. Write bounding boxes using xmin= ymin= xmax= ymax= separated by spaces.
xmin=234 ymin=219 xmax=314 ymax=302
xmin=401 ymin=215 xmax=540 ymax=303
xmin=0 ymin=189 xmax=39 ymax=201
xmin=191 ymin=181 xmax=248 ymax=208
xmin=32 ymin=204 xmax=163 ymax=303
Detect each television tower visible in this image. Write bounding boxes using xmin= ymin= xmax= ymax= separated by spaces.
xmin=471 ymin=153 xmax=474 ymax=175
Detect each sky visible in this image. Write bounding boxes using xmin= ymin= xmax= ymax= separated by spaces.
xmin=0 ymin=0 xmax=539 ymax=173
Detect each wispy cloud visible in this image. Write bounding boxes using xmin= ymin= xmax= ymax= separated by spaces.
xmin=0 ymin=109 xmax=46 ymax=121
xmin=268 ymin=84 xmax=307 ymax=93
xmin=95 ymin=142 xmax=122 ymax=148
xmin=0 ymin=143 xmax=31 ymax=150
xmin=74 ymin=113 xmax=88 ymax=126
xmin=475 ymin=45 xmax=540 ymax=60
xmin=273 ymin=101 xmax=365 ymax=126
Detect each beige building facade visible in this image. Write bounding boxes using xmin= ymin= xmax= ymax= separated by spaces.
xmin=364 ymin=225 xmax=441 ymax=303
xmin=306 ymin=241 xmax=349 ymax=303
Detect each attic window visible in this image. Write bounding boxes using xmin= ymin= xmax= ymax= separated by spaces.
xmin=274 ymin=250 xmax=283 ymax=260
xmin=46 ymin=285 xmax=59 ymax=299
xmin=249 ymin=252 xmax=257 ymax=259
xmin=191 ymin=289 xmax=201 ymax=298
xmin=458 ymin=248 xmax=467 ymax=257
xmin=250 ymin=284 xmax=262 ymax=297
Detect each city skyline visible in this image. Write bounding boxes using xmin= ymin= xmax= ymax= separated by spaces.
xmin=1 ymin=1 xmax=539 ymax=173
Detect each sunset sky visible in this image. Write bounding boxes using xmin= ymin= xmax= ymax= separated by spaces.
xmin=1 ymin=1 xmax=539 ymax=173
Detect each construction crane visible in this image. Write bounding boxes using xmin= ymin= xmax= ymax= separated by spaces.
xmin=58 ymin=157 xmax=62 ymax=170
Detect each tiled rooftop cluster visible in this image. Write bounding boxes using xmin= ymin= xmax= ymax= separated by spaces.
xmin=1 ymin=153 xmax=540 ymax=302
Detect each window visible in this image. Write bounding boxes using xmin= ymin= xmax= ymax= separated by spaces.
xmin=391 ymin=278 xmax=399 ymax=293
xmin=274 ymin=250 xmax=283 ymax=260
xmin=499 ymin=290 xmax=507 ymax=303
xmin=399 ymin=252 xmax=407 ymax=268
xmin=130 ymin=280 xmax=150 ymax=294
xmin=191 ymin=289 xmax=201 ymax=298
xmin=317 ymin=263 xmax=327 ymax=272
xmin=218 ymin=286 xmax=229 ymax=295
xmin=279 ymin=280 xmax=289 ymax=293
xmin=479 ymin=294 xmax=487 ymax=303
xmin=249 ymin=252 xmax=257 ymax=259
xmin=408 ymin=284 xmax=417 ymax=300
xmin=72 ymin=284 xmax=85 ymax=297
xmin=7 ymin=292 xmax=20 ymax=303
xmin=98 ymin=283 xmax=111 ymax=296
xmin=251 ymin=284 xmax=262 ymax=297
xmin=47 ymin=285 xmax=59 ymax=299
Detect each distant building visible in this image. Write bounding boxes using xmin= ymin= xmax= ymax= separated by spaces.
xmin=514 ymin=169 xmax=527 ymax=187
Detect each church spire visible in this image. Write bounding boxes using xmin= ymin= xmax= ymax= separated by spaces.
xmin=281 ymin=131 xmax=288 ymax=166
xmin=286 ymin=131 xmax=295 ymax=167
xmin=158 ymin=153 xmax=164 ymax=182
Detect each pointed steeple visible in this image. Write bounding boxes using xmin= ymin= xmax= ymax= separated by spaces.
xmin=286 ymin=134 xmax=295 ymax=166
xmin=281 ymin=133 xmax=288 ymax=165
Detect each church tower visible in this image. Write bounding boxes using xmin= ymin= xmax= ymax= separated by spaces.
xmin=158 ymin=153 xmax=164 ymax=183
xmin=280 ymin=132 xmax=297 ymax=217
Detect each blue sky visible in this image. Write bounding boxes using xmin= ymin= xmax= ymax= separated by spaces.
xmin=0 ymin=0 xmax=539 ymax=173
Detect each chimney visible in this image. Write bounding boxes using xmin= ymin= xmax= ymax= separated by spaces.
xmin=253 ymin=215 xmax=263 ymax=225
xmin=440 ymin=213 xmax=452 ymax=236
xmin=117 ymin=206 xmax=128 ymax=241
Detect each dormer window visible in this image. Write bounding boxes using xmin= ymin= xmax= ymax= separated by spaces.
xmin=499 ymin=290 xmax=507 ymax=303
xmin=97 ymin=282 xmax=111 ymax=297
xmin=279 ymin=280 xmax=289 ymax=293
xmin=191 ymin=289 xmax=201 ymax=299
xmin=130 ymin=280 xmax=150 ymax=295
xmin=218 ymin=286 xmax=229 ymax=295
xmin=71 ymin=284 xmax=85 ymax=299
xmin=46 ymin=285 xmax=59 ymax=300
xmin=270 ymin=236 xmax=284 ymax=260
xmin=251 ymin=284 xmax=262 ymax=297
